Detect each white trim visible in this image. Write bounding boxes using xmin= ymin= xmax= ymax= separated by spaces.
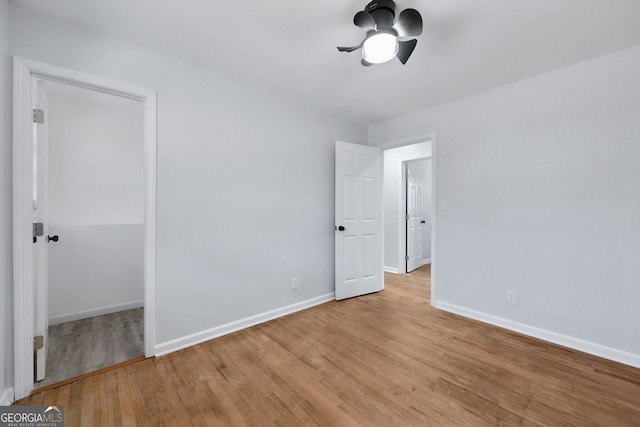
xmin=384 ymin=266 xmax=399 ymax=274
xmin=155 ymin=293 xmax=335 ymax=356
xmin=377 ymin=132 xmax=436 ymax=150
xmin=48 ymin=300 xmax=144 ymax=325
xmin=0 ymin=388 xmax=14 ymax=406
xmin=398 ymin=161 xmax=408 ymax=274
xmin=434 ymin=301 xmax=640 ymax=369
xmin=430 ymin=134 xmax=437 ymax=305
xmin=15 ymin=57 xmax=155 ymax=101
xmin=13 ymin=57 xmax=34 ymax=402
xmin=421 ymin=258 xmax=431 ymax=266
xmin=143 ymin=91 xmax=157 ymax=358
xmin=12 ymin=57 xmax=157 ymax=400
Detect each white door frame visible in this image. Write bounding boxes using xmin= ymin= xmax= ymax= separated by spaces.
xmin=12 ymin=56 xmax=157 ymax=400
xmin=379 ymin=133 xmax=437 ymax=304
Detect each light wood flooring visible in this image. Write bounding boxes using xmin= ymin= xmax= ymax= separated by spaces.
xmin=35 ymin=308 xmax=144 ymax=388
xmin=18 ymin=266 xmax=640 ymax=425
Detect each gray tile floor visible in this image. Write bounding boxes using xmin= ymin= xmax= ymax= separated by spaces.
xmin=35 ymin=307 xmax=144 ymax=388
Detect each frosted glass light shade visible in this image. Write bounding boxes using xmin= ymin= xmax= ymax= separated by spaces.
xmin=362 ymin=33 xmax=398 ymax=64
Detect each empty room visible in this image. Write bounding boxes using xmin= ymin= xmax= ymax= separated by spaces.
xmin=1 ymin=0 xmax=640 ymax=425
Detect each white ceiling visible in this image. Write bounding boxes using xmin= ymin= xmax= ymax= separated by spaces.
xmin=16 ymin=0 xmax=640 ymax=125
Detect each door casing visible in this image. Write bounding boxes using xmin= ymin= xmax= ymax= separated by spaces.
xmin=12 ymin=56 xmax=157 ymax=401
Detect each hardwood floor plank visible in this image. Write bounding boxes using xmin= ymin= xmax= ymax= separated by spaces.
xmin=16 ymin=265 xmax=640 ymax=426
xmin=111 ymin=370 xmax=134 ymax=427
xmin=134 ymin=359 xmax=169 ymax=427
xmin=79 ymin=377 xmax=96 ymax=427
xmin=238 ymin=334 xmax=344 ymax=426
xmin=65 ymin=378 xmax=85 ymax=426
xmin=153 ymin=353 xmax=199 ymax=426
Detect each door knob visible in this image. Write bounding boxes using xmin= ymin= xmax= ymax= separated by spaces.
xmin=421 ymin=220 xmax=426 ymax=224
xmin=338 ymin=226 xmax=345 ymax=231
xmin=47 ymin=235 xmax=59 ymax=243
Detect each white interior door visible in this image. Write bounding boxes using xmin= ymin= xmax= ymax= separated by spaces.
xmin=33 ymin=78 xmax=49 ymax=381
xmin=406 ymin=160 xmax=424 ymax=273
xmin=335 ymin=141 xmax=383 ymax=300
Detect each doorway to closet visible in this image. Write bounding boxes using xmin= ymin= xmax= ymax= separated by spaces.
xmin=13 ymin=57 xmax=157 ymax=400
xmin=32 ymin=80 xmax=146 ymax=389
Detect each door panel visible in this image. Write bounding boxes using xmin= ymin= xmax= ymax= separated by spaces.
xmin=363 ymin=178 xmax=376 ymax=219
xmin=343 ymin=236 xmax=358 ymax=282
xmin=344 ymin=177 xmax=358 ymax=220
xmin=363 ymin=234 xmax=376 ymax=278
xmin=335 ymin=141 xmax=383 ymax=300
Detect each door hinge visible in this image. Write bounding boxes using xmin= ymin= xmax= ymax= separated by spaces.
xmin=405 ymin=255 xmax=409 ymax=261
xmin=34 ymin=335 xmax=44 ymax=351
xmin=33 ymin=108 xmax=44 ymax=124
xmin=405 ymin=214 xmax=409 ymax=221
xmin=33 ymin=222 xmax=44 ymax=237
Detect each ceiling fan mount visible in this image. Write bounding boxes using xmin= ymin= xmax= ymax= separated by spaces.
xmin=338 ymin=0 xmax=423 ymax=66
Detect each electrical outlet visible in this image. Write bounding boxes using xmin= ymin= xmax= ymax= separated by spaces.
xmin=507 ymin=291 xmax=516 ymax=305
xmin=291 ymin=277 xmax=298 ymax=290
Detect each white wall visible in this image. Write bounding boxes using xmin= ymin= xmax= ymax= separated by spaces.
xmin=382 ymin=142 xmax=431 ymax=272
xmin=8 ymin=3 xmax=367 ymax=347
xmin=46 ymin=82 xmax=144 ymax=323
xmin=0 ymin=0 xmax=13 ymax=405
xmin=369 ymin=45 xmax=640 ymax=367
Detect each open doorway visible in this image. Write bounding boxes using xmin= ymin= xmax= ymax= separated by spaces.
xmin=13 ymin=57 xmax=157 ymax=400
xmin=333 ymin=136 xmax=436 ymax=304
xmin=32 ymin=80 xmax=146 ymax=389
xmin=382 ymin=139 xmax=433 ymax=275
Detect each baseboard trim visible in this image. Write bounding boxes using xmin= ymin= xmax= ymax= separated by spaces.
xmin=1 ymin=388 xmax=14 ymax=406
xmin=434 ymin=301 xmax=640 ymax=369
xmin=422 ymin=258 xmax=431 ymax=265
xmin=384 ymin=267 xmax=399 ymax=274
xmin=49 ymin=300 xmax=144 ymax=325
xmin=155 ymin=293 xmax=335 ymax=356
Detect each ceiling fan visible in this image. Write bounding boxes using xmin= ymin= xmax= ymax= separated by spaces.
xmin=337 ymin=0 xmax=423 ymax=66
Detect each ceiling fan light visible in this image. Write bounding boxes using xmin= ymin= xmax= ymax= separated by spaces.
xmin=362 ymin=33 xmax=398 ymax=64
